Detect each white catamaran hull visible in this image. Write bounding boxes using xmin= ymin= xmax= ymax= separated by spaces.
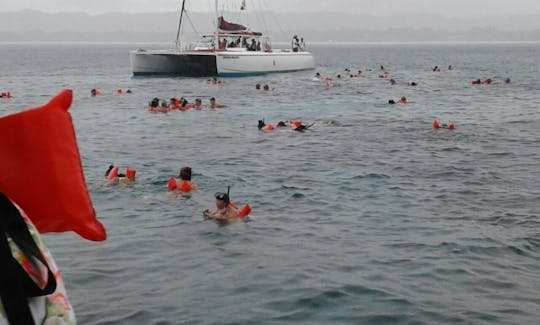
xmin=216 ymin=51 xmax=314 ymax=76
xmin=130 ymin=50 xmax=218 ymax=76
xmin=130 ymin=49 xmax=315 ymax=77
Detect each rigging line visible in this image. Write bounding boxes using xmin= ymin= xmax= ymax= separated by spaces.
xmin=261 ymin=0 xmax=286 ymax=37
xmin=256 ymin=0 xmax=269 ymax=36
xmin=184 ymin=11 xmax=201 ymax=38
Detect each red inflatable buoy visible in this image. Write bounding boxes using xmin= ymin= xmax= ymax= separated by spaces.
xmin=433 ymin=119 xmax=455 ymax=130
xmin=238 ymin=203 xmax=252 ymax=218
xmin=167 ymin=177 xmax=177 ymax=190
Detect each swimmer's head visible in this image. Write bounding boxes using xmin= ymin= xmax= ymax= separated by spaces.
xmin=388 ymin=99 xmax=395 ymax=104
xmin=215 ymin=192 xmax=230 ymax=204
xmin=179 ymin=167 xmax=192 ymax=181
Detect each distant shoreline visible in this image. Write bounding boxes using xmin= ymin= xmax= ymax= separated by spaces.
xmin=1 ymin=41 xmax=540 ymax=46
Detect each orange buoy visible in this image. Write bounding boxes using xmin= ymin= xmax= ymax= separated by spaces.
xmin=117 ymin=89 xmax=123 ymax=94
xmin=167 ymin=177 xmax=177 ymax=190
xmin=107 ymin=166 xmax=119 ymax=180
xmin=433 ymin=119 xmax=455 ymax=130
xmin=125 ymin=167 xmax=136 ymax=180
xmin=238 ymin=203 xmax=252 ymax=218
xmin=179 ymin=181 xmax=193 ymax=192
xmin=0 ymin=89 xmax=106 ymax=241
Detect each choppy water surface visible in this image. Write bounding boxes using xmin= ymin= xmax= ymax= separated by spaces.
xmin=1 ymin=42 xmax=540 ymax=324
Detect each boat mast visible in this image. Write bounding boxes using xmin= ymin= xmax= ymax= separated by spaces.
xmin=215 ymin=0 xmax=219 ymax=48
xmin=175 ymin=0 xmax=187 ymax=49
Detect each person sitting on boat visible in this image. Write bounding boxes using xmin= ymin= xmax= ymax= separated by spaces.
xmin=249 ymin=39 xmax=257 ymax=51
xmin=203 ymin=192 xmax=238 ymax=220
xmin=209 ymin=97 xmax=226 ymax=108
xmin=219 ymin=38 xmax=227 ymax=50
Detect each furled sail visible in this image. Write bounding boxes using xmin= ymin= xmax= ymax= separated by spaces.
xmin=218 ymin=16 xmax=247 ymax=31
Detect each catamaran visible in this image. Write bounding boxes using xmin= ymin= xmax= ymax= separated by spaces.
xmin=130 ymin=0 xmax=315 ymax=77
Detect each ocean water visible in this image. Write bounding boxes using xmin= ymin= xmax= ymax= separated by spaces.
xmin=1 ymin=42 xmax=540 ymax=324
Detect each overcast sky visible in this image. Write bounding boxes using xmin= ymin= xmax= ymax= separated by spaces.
xmin=2 ymin=0 xmax=539 ymax=16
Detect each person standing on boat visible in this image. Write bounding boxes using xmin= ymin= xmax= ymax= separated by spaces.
xmin=292 ymin=35 xmax=300 ymax=52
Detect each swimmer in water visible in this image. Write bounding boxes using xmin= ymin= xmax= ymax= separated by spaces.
xmin=203 ymin=192 xmax=238 ymax=220
xmin=173 ymin=167 xmax=198 ymax=191
xmin=193 ymin=98 xmax=203 ymax=109
xmin=209 ymin=97 xmax=226 ymax=108
xmin=389 ymin=79 xmax=396 ymax=85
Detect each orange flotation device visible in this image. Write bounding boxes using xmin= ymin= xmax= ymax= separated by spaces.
xmin=397 ymin=98 xmax=407 ymax=104
xmin=238 ymin=203 xmax=251 ymax=218
xmin=107 ymin=166 xmax=119 ymax=180
xmin=433 ymin=119 xmax=455 ymax=130
xmin=167 ymin=178 xmax=194 ymax=191
xmin=0 ymin=89 xmax=106 ymax=241
xmin=471 ymin=79 xmax=481 ymax=85
xmin=170 ymin=98 xmax=180 ymax=109
xmin=116 ymin=89 xmax=123 ymax=94
xmin=125 ymin=168 xmax=136 ymax=180
xmin=481 ymin=78 xmax=492 ymax=85
xmin=228 ymin=202 xmax=251 ymax=218
xmin=263 ymin=124 xmax=274 ymax=131
xmin=1 ymin=92 xmax=11 ymax=98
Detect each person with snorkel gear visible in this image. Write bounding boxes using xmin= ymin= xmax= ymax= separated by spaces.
xmin=203 ymin=189 xmax=239 ymax=220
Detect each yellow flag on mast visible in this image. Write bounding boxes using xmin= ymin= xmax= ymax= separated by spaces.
xmin=240 ymin=0 xmax=246 ymax=10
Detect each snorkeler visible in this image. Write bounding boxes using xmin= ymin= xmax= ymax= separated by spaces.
xmin=203 ymin=192 xmax=239 ymax=220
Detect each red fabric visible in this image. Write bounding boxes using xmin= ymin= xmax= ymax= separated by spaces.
xmin=0 ymin=89 xmax=106 ymax=241
xmin=218 ymin=16 xmax=247 ymax=31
